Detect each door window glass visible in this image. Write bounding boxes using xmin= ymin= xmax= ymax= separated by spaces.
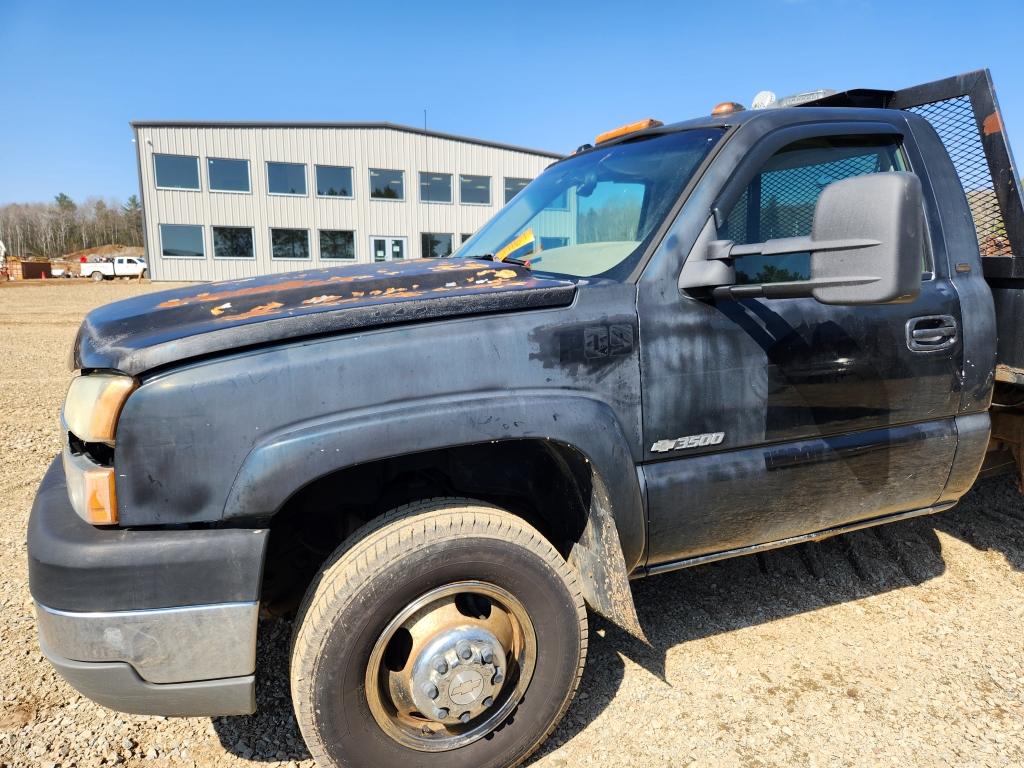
xmin=722 ymin=135 xmax=905 ymax=284
xmin=372 ymin=237 xmax=405 ymax=261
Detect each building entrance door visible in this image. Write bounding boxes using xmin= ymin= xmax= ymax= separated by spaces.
xmin=370 ymin=236 xmax=407 ymax=262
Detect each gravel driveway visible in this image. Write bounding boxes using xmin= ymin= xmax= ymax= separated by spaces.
xmin=2 ymin=280 xmax=1024 ymax=768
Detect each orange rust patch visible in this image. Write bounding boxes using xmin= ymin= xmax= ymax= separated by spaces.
xmin=494 ymin=269 xmax=517 ymax=279
xmin=303 ymin=295 xmax=342 ymax=305
xmin=159 ymin=279 xmax=338 ymax=308
xmin=216 ymin=301 xmax=284 ymax=321
xmin=984 ymin=111 xmax=1004 ymax=136
xmin=327 ymin=275 xmax=374 ymax=283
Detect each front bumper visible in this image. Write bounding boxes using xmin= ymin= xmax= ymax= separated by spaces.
xmin=28 ymin=457 xmax=269 ymax=716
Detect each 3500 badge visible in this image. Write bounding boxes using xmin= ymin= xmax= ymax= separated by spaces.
xmin=650 ymin=432 xmax=725 ymax=453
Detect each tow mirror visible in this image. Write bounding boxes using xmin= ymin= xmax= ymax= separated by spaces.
xmin=681 ymin=172 xmax=924 ymax=305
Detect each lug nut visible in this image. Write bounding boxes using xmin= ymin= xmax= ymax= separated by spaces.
xmin=422 ymin=682 xmax=439 ymax=700
xmin=433 ymin=707 xmax=449 ymax=720
xmin=483 ymin=696 xmax=493 ymax=707
xmin=433 ymin=656 xmax=448 ymax=675
xmin=459 ymin=711 xmax=472 ymax=723
xmin=492 ymin=669 xmax=504 ymax=684
xmin=457 ymin=642 xmax=473 ymax=661
xmin=481 ymin=646 xmax=494 ymax=664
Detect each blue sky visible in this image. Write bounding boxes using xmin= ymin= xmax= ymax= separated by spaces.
xmin=1 ymin=0 xmax=1022 ymax=204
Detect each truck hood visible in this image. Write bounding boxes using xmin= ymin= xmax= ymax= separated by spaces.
xmin=74 ymin=259 xmax=577 ymax=375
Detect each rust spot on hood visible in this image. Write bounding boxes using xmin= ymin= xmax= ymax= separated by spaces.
xmin=221 ymin=301 xmax=284 ymax=321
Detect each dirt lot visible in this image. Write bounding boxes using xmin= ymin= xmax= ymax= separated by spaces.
xmin=3 ymin=280 xmax=1024 ymax=767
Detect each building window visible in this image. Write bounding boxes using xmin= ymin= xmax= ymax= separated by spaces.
xmin=370 ymin=168 xmax=404 ymax=199
xmin=316 ymin=165 xmax=353 ymax=197
xmin=154 ymin=154 xmax=200 ymax=190
xmin=320 ymin=230 xmax=356 ymax=260
xmin=421 ymin=232 xmax=453 ymax=258
xmin=213 ymin=226 xmax=254 ymax=259
xmin=461 ymin=233 xmax=473 ymax=244
xmin=504 ymin=177 xmax=530 ymax=204
xmin=208 ymin=158 xmax=250 ymax=193
xmin=271 ymin=228 xmax=310 ymax=259
xmin=267 ymin=162 xmax=307 ymax=195
xmin=460 ymin=174 xmax=491 ymax=205
xmin=419 ymin=172 xmax=452 ymax=203
xmin=159 ymin=224 xmax=204 ymax=258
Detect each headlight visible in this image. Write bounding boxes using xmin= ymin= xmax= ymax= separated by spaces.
xmin=62 ymin=373 xmax=136 ymax=526
xmin=62 ymin=374 xmax=136 ymax=444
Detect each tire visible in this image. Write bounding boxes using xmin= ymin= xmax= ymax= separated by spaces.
xmin=290 ymin=498 xmax=587 ymax=768
xmin=140 ymin=269 xmax=148 ymax=279
xmin=90 ymin=271 xmax=104 ymax=282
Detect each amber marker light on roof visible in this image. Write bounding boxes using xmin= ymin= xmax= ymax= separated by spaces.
xmin=594 ymin=118 xmax=663 ymax=145
xmin=711 ymin=102 xmax=745 ymax=117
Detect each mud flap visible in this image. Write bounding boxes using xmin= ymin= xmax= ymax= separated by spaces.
xmin=567 ymin=475 xmax=647 ymax=643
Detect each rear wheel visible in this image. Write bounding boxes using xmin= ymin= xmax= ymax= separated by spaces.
xmin=90 ymin=271 xmax=104 ymax=282
xmin=290 ymin=499 xmax=587 ymax=768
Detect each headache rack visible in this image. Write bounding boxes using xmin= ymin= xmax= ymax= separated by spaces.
xmin=803 ymin=69 xmax=1024 ymax=281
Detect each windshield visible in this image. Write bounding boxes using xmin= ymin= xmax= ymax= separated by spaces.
xmin=458 ymin=128 xmax=722 ymax=280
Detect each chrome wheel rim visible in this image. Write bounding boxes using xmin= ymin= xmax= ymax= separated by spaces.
xmin=364 ymin=580 xmax=537 ymax=752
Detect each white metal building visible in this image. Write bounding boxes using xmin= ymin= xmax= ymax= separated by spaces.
xmin=131 ymin=121 xmax=563 ymax=281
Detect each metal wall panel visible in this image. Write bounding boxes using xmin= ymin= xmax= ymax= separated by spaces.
xmin=135 ymin=125 xmax=560 ymax=282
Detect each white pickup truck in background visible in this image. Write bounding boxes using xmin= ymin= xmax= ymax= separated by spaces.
xmin=83 ymin=257 xmax=147 ymax=281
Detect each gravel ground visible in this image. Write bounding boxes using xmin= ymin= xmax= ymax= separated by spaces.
xmin=3 ymin=280 xmax=1024 ymax=767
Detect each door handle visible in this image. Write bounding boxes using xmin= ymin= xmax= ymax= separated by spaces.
xmin=907 ymin=315 xmax=958 ymax=352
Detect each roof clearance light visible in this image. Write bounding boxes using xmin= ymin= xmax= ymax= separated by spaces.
xmin=711 ymin=102 xmax=745 ymax=117
xmin=750 ymin=89 xmax=838 ymax=109
xmin=594 ymin=118 xmax=663 ymax=145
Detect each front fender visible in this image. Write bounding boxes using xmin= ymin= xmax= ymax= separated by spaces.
xmin=223 ymin=391 xmax=646 ymax=573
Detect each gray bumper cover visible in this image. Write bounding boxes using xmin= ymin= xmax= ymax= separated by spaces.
xmin=36 ymin=600 xmax=259 ymax=716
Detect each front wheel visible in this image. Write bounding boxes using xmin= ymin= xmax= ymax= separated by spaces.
xmin=290 ymin=499 xmax=587 ymax=768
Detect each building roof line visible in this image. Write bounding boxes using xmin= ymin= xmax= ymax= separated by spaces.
xmin=130 ymin=120 xmax=564 ymax=159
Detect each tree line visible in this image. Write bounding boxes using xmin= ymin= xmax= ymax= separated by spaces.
xmin=0 ymin=193 xmax=143 ymax=259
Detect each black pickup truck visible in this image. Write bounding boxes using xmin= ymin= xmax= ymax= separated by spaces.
xmin=28 ymin=70 xmax=1024 ymax=768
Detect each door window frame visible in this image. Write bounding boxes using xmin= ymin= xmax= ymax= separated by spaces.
xmin=709 ymin=121 xmax=937 ymax=283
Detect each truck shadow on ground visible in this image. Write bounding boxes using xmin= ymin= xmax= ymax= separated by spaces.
xmin=211 ymin=474 xmax=1024 ymax=763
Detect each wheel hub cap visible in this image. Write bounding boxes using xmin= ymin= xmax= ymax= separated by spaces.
xmin=366 ymin=581 xmax=537 ymax=752
xmin=406 ymin=625 xmax=505 ymax=724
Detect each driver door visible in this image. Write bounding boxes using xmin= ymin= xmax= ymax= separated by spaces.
xmin=639 ymin=126 xmax=963 ymax=568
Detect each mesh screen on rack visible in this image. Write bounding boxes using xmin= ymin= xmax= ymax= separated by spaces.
xmin=907 ymin=96 xmax=1011 ymax=256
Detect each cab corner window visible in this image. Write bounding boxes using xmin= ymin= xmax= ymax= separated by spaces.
xmin=722 ymin=135 xmax=907 ymax=284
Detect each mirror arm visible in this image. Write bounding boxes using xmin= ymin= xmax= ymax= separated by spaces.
xmin=712 ymin=275 xmax=880 ymax=301
xmin=709 ymin=237 xmax=881 ymax=260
